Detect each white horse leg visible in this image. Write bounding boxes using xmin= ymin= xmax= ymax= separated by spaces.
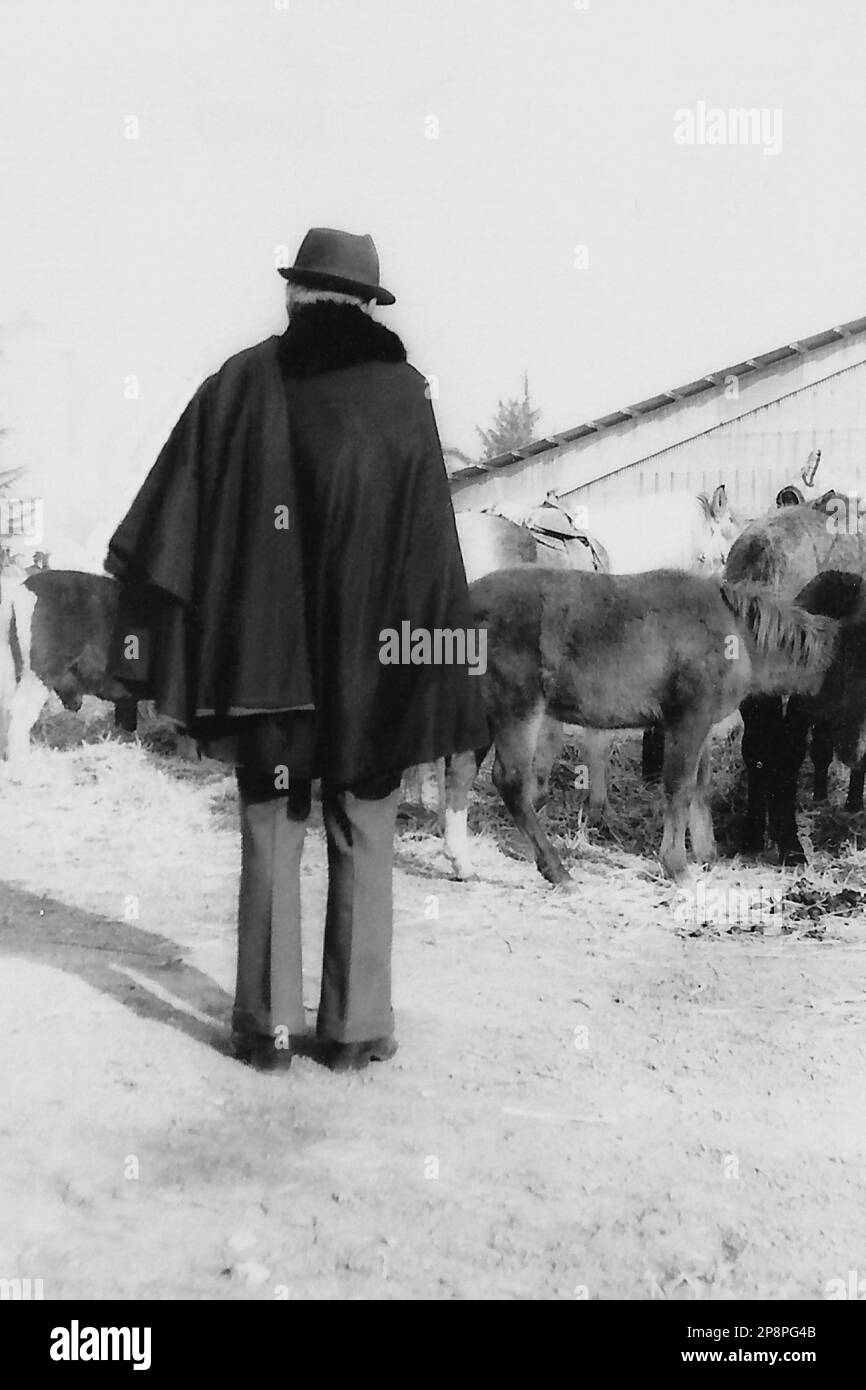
xmin=4 ymin=584 xmax=44 ymax=764
xmin=444 ymin=805 xmax=471 ymax=878
xmin=6 ymin=671 xmax=50 ymax=763
xmin=444 ymin=749 xmax=478 ymax=879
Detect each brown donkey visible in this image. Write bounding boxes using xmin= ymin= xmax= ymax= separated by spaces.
xmin=446 ymin=567 xmax=839 ymax=884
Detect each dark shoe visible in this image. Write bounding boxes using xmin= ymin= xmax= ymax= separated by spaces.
xmin=231 ymin=1032 xmax=292 ymax=1072
xmin=321 ymin=1036 xmax=398 ymax=1073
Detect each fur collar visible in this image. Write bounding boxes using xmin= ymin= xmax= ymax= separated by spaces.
xmin=278 ymin=303 xmax=407 ymax=377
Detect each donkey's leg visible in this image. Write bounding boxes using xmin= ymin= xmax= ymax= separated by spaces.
xmin=660 ymin=717 xmax=710 ymax=881
xmin=641 ymin=725 xmax=665 ymax=784
xmin=809 ymin=713 xmax=833 ymax=803
xmin=414 ymin=757 xmax=445 ymax=815
xmin=768 ymin=697 xmax=811 ymax=866
xmin=739 ymin=694 xmax=784 ymax=854
xmin=493 ymin=714 xmax=574 ymax=888
xmin=433 ymin=756 xmax=447 ymax=830
xmin=444 ymin=748 xmax=486 ymax=880
xmin=401 ymin=762 xmax=428 ymax=806
xmin=845 ymin=765 xmax=865 ymax=813
xmin=581 ymin=728 xmax=613 ymax=825
xmin=531 ymin=716 xmax=564 ymax=812
xmin=688 ymin=743 xmax=717 ymax=865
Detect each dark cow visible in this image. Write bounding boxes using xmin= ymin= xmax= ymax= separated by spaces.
xmin=1 ymin=570 xmax=148 ymax=759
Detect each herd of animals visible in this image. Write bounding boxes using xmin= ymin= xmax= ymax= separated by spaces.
xmin=2 ymin=450 xmax=866 ymax=888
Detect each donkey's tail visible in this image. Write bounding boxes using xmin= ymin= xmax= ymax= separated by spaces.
xmin=720 ymin=580 xmax=837 ymax=670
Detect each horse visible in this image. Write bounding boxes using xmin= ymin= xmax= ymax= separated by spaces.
xmin=444 ymin=566 xmax=842 ymax=885
xmin=445 ymin=487 xmax=742 ymax=807
xmin=434 ymin=486 xmax=746 ymax=874
xmin=454 ymin=505 xmax=608 ymax=582
xmin=472 ymin=486 xmax=741 ymax=579
xmin=724 ymin=506 xmax=866 ymax=862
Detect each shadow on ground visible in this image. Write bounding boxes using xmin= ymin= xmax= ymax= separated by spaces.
xmin=0 ymin=882 xmax=233 ymax=1053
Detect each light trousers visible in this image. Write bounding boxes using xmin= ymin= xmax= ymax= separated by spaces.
xmin=233 ymin=772 xmax=401 ymax=1044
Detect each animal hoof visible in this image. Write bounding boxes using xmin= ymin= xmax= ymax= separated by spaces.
xmin=550 ymin=878 xmax=581 ymax=896
xmin=667 ymin=869 xmax=692 ymax=886
xmin=694 ymin=851 xmax=718 ymax=868
xmin=660 ymin=843 xmax=689 ymax=879
xmin=450 ymin=861 xmax=474 ymax=882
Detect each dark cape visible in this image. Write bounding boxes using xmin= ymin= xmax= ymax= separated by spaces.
xmin=106 ymin=304 xmax=488 ymax=785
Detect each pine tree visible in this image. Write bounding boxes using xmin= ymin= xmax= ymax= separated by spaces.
xmin=476 ymin=373 xmax=541 ymax=461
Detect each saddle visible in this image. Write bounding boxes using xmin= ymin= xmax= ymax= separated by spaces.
xmin=523 ymin=498 xmax=606 ymax=572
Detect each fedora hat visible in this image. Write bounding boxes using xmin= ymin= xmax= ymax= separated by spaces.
xmin=278 ymin=227 xmax=395 ymax=306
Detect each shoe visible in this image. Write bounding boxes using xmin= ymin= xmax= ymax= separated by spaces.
xmin=321 ymin=1036 xmax=398 ymax=1073
xmin=231 ymin=1032 xmax=292 ymax=1072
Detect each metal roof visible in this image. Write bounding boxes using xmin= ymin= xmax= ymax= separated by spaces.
xmin=450 ymin=313 xmax=866 ymax=481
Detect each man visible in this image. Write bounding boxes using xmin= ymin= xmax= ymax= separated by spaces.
xmin=106 ymin=227 xmax=488 ymax=1072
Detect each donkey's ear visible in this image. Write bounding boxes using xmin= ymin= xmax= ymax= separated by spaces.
xmin=776 ymin=486 xmax=803 ymax=507
xmin=811 ymin=489 xmax=838 ymax=515
xmin=710 ymin=484 xmax=728 ymax=519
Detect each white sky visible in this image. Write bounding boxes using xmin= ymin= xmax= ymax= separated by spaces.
xmin=2 ymin=0 xmax=866 ymax=546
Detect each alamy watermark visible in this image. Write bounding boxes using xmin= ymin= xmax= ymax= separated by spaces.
xmin=379 ymin=623 xmax=487 ymax=675
xmin=674 ymin=102 xmax=783 ymax=156
xmin=0 ymin=1276 xmax=43 ymax=1300
xmin=674 ymin=881 xmax=784 ymax=927
xmin=825 ymin=1269 xmax=866 ymax=1299
xmin=824 ymin=494 xmax=865 ymax=536
xmin=50 ymin=1321 xmax=151 ymax=1370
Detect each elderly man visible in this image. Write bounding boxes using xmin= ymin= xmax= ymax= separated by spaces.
xmin=107 ymin=228 xmax=487 ymax=1072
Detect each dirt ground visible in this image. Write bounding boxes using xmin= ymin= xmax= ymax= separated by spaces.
xmin=2 ymin=716 xmax=866 ymax=1301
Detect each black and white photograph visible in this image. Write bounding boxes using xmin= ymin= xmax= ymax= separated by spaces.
xmin=2 ymin=0 xmax=866 ymax=1337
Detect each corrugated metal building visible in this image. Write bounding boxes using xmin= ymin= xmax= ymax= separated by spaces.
xmin=449 ymin=315 xmax=866 ymax=520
